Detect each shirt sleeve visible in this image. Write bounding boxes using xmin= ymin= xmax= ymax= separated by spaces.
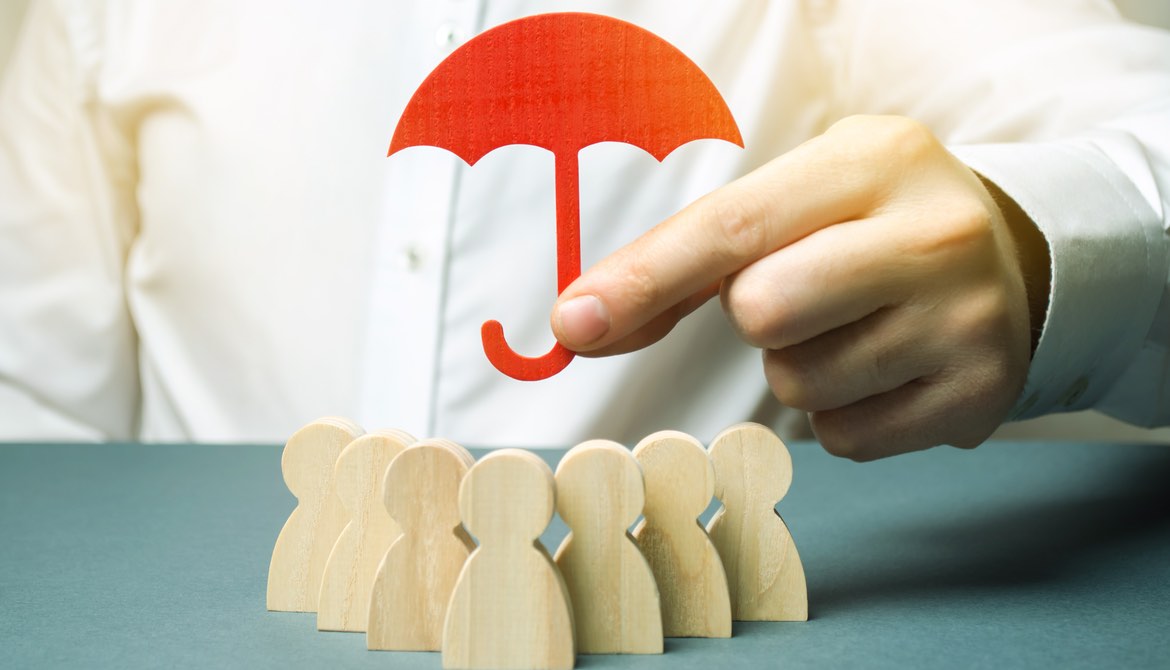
xmin=0 ymin=0 xmax=141 ymax=440
xmin=833 ymin=0 xmax=1170 ymax=427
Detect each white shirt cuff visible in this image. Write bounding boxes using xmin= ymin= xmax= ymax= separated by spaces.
xmin=950 ymin=139 xmax=1166 ymax=421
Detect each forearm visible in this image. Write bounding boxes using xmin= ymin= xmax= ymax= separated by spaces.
xmin=837 ymin=0 xmax=1170 ymax=425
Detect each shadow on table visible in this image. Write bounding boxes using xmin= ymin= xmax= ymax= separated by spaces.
xmin=812 ymin=449 xmax=1170 ymax=616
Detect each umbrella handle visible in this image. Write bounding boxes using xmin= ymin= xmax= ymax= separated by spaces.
xmin=481 ymin=320 xmax=575 ymax=381
xmin=478 ymin=150 xmax=581 ymax=382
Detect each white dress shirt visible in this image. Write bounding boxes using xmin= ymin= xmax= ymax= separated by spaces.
xmin=2 ymin=0 xmax=1168 ymax=445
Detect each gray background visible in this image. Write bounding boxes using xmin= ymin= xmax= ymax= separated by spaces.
xmin=3 ymin=441 xmax=1168 ymax=668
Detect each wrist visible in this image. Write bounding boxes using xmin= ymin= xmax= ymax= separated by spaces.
xmin=978 ymin=173 xmax=1051 ymax=357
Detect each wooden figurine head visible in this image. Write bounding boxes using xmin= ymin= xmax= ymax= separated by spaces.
xmin=709 ymin=422 xmax=793 ymax=506
xmin=459 ymin=449 xmax=555 ymax=544
xmin=555 ymin=440 xmax=644 ymax=534
xmin=633 ymin=430 xmax=714 ymax=522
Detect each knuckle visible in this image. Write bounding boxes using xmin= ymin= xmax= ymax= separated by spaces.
xmin=827 ymin=113 xmax=879 ymax=135
xmin=704 ymin=190 xmax=770 ymax=262
xmin=724 ymin=281 xmax=781 ymax=347
xmin=771 ymin=380 xmax=811 ymax=412
xmin=809 ymin=411 xmax=875 ymax=461
xmin=765 ymin=348 xmax=826 ymax=412
xmin=735 ymin=310 xmax=773 ymax=348
xmin=722 ymin=271 xmax=795 ymax=348
xmin=621 ymin=255 xmax=663 ymax=314
xmin=831 ymin=115 xmax=938 ymax=161
xmin=877 ymin=116 xmax=938 ymax=160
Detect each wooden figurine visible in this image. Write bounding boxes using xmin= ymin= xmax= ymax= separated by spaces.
xmin=317 ymin=429 xmax=416 ymax=632
xmin=707 ymin=423 xmax=808 ymax=621
xmin=553 ymin=440 xmax=663 ymax=654
xmin=367 ymin=439 xmax=476 ymax=651
xmin=267 ymin=417 xmax=363 ymax=612
xmin=443 ymin=449 xmax=575 ymax=670
xmin=632 ymin=430 xmax=732 ymax=638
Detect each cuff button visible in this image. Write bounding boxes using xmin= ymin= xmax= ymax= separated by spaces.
xmin=1058 ymin=377 xmax=1089 ymax=408
xmin=1009 ymin=392 xmax=1039 ymax=420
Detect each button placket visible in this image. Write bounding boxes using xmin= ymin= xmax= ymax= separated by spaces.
xmin=358 ymin=0 xmax=486 ymax=434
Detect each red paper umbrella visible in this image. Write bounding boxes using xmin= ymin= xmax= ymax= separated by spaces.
xmin=390 ymin=12 xmax=742 ymax=381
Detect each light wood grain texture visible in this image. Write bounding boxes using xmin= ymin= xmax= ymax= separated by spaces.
xmin=443 ymin=449 xmax=575 ymax=670
xmin=553 ymin=440 xmax=662 ymax=654
xmin=317 ymin=429 xmax=415 ymax=632
xmin=267 ymin=417 xmax=363 ymax=612
xmin=631 ymin=430 xmax=731 ymax=638
xmin=367 ymin=439 xmax=476 ymax=651
xmin=706 ymin=423 xmax=807 ymax=621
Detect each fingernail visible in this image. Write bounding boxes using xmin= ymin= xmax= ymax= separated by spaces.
xmin=556 ymin=295 xmax=610 ymax=347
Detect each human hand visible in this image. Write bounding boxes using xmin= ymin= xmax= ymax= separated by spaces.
xmin=551 ymin=115 xmax=1044 ymax=460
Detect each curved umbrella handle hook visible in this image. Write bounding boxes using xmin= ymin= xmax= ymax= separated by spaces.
xmin=479 ymin=149 xmax=582 ymax=382
xmin=481 ymin=320 xmax=575 ymax=381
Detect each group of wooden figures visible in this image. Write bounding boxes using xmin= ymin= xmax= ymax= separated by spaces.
xmin=267 ymin=418 xmax=807 ymax=669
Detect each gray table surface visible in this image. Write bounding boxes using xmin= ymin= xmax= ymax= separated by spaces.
xmin=1 ymin=440 xmax=1168 ymax=669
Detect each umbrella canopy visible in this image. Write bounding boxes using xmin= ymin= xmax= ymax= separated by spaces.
xmin=391 ymin=12 xmax=742 ymax=161
xmin=389 ymin=12 xmax=742 ymax=381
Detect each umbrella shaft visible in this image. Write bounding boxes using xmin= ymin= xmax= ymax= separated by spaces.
xmin=555 ymin=151 xmax=581 ymax=295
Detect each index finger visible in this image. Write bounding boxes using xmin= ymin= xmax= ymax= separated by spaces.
xmin=551 ymin=129 xmax=881 ymax=353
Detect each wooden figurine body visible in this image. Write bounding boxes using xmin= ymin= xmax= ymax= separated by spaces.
xmin=707 ymin=423 xmax=807 ymax=621
xmin=367 ymin=440 xmax=476 ymax=651
xmin=632 ymin=430 xmax=731 ymax=638
xmin=554 ymin=440 xmax=662 ymax=654
xmin=443 ymin=449 xmax=575 ymax=670
xmin=267 ymin=417 xmax=363 ymax=612
xmin=317 ymin=429 xmax=415 ymax=632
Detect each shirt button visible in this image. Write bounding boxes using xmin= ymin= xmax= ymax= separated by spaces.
xmin=402 ymin=244 xmax=425 ymax=272
xmin=1058 ymin=377 xmax=1089 ymax=407
xmin=435 ymin=23 xmax=466 ymax=49
xmin=1009 ymin=392 xmax=1040 ymax=420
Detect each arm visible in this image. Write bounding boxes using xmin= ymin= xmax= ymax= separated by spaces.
xmin=0 ymin=0 xmax=140 ymax=440
xmin=552 ymin=115 xmax=1034 ymax=459
xmin=548 ymin=1 xmax=1170 ymax=458
xmin=833 ymin=0 xmax=1170 ymax=429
